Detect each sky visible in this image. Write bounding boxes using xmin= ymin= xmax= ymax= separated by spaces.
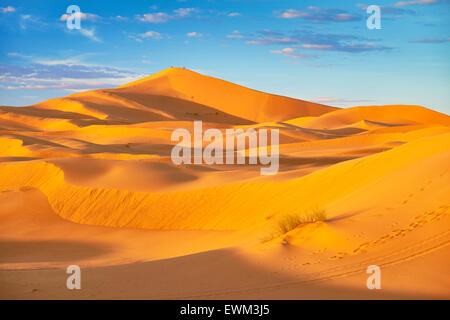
xmin=0 ymin=0 xmax=449 ymax=114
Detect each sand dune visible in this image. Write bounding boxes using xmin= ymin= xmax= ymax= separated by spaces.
xmin=0 ymin=132 xmax=448 ymax=231
xmin=117 ymin=68 xmax=337 ymax=122
xmin=0 ymin=68 xmax=449 ymax=299
xmin=300 ymin=105 xmax=450 ymax=130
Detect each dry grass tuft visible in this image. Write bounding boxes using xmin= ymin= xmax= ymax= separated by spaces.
xmin=261 ymin=207 xmax=327 ymax=243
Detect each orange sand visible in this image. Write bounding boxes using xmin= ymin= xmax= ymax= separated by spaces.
xmin=0 ymin=68 xmax=449 ymax=299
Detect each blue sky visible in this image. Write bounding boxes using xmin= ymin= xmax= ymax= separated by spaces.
xmin=0 ymin=0 xmax=449 ymax=114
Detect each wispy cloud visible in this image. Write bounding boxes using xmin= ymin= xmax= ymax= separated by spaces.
xmin=301 ymin=44 xmax=333 ymax=49
xmin=228 ymin=29 xmax=392 ymax=53
xmin=127 ymin=30 xmax=163 ymax=42
xmin=187 ymin=31 xmax=202 ymax=37
xmin=277 ymin=6 xmax=361 ymax=23
xmin=79 ymin=28 xmax=101 ymax=42
xmin=58 ymin=11 xmax=102 ymax=42
xmin=279 ymin=9 xmax=302 ymax=18
xmin=270 ymin=47 xmax=311 ymax=59
xmin=225 ymin=30 xmax=245 ymax=39
xmin=7 ymin=52 xmax=30 ymax=58
xmin=136 ymin=8 xmax=197 ymax=23
xmin=0 ymin=6 xmax=15 ymax=13
xmin=356 ymin=3 xmax=416 ymax=16
xmin=0 ymin=59 xmax=142 ymax=91
xmin=60 ymin=11 xmax=137 ymax=23
xmin=246 ymin=37 xmax=297 ymax=45
xmin=244 ymin=30 xmax=298 ymax=45
xmin=140 ymin=30 xmax=163 ymax=39
xmin=309 ymin=96 xmax=375 ymax=104
xmin=411 ymin=37 xmax=450 ymax=43
xmin=394 ymin=0 xmax=439 ymax=7
xmin=174 ymin=8 xmax=196 ymax=17
xmin=137 ymin=12 xmax=170 ymax=23
xmin=300 ymin=42 xmax=392 ymax=53
xmin=19 ymin=14 xmax=43 ymax=30
xmin=114 ymin=15 xmax=128 ymax=22
xmin=60 ymin=12 xmax=100 ymax=21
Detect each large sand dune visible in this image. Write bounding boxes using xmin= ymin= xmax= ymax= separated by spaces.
xmin=0 ymin=68 xmax=449 ymax=299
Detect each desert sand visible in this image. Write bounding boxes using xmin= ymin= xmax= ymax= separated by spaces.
xmin=0 ymin=68 xmax=449 ymax=299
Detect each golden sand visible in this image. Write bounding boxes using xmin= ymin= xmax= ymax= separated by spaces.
xmin=0 ymin=68 xmax=449 ymax=299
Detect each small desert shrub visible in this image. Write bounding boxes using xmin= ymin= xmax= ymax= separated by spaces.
xmin=261 ymin=208 xmax=327 ymax=243
xmin=277 ymin=214 xmax=305 ymax=235
xmin=305 ymin=207 xmax=327 ymax=223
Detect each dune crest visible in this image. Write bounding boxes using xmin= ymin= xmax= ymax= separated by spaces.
xmin=117 ymin=68 xmax=337 ymax=122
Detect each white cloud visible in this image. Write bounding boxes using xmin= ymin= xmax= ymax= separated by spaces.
xmin=228 ymin=12 xmax=241 ymax=17
xmin=0 ymin=6 xmax=15 ymax=13
xmin=247 ymin=37 xmax=297 ymax=45
xmin=301 ymin=44 xmax=333 ymax=49
xmin=187 ymin=31 xmax=202 ymax=37
xmin=80 ymin=28 xmax=101 ymax=42
xmin=277 ymin=7 xmax=360 ymax=23
xmin=174 ymin=8 xmax=196 ymax=17
xmin=36 ymin=59 xmax=77 ymax=66
xmin=19 ymin=14 xmax=42 ymax=30
xmin=280 ymin=9 xmax=302 ymax=18
xmin=136 ymin=7 xmax=196 ymax=23
xmin=275 ymin=47 xmax=295 ymax=53
xmin=270 ymin=47 xmax=310 ymax=59
xmin=140 ymin=31 xmax=163 ymax=39
xmin=1 ymin=59 xmax=144 ymax=92
xmin=60 ymin=12 xmax=100 ymax=21
xmin=114 ymin=15 xmax=128 ymax=21
xmin=137 ymin=12 xmax=170 ymax=23
xmin=225 ymin=30 xmax=244 ymax=39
